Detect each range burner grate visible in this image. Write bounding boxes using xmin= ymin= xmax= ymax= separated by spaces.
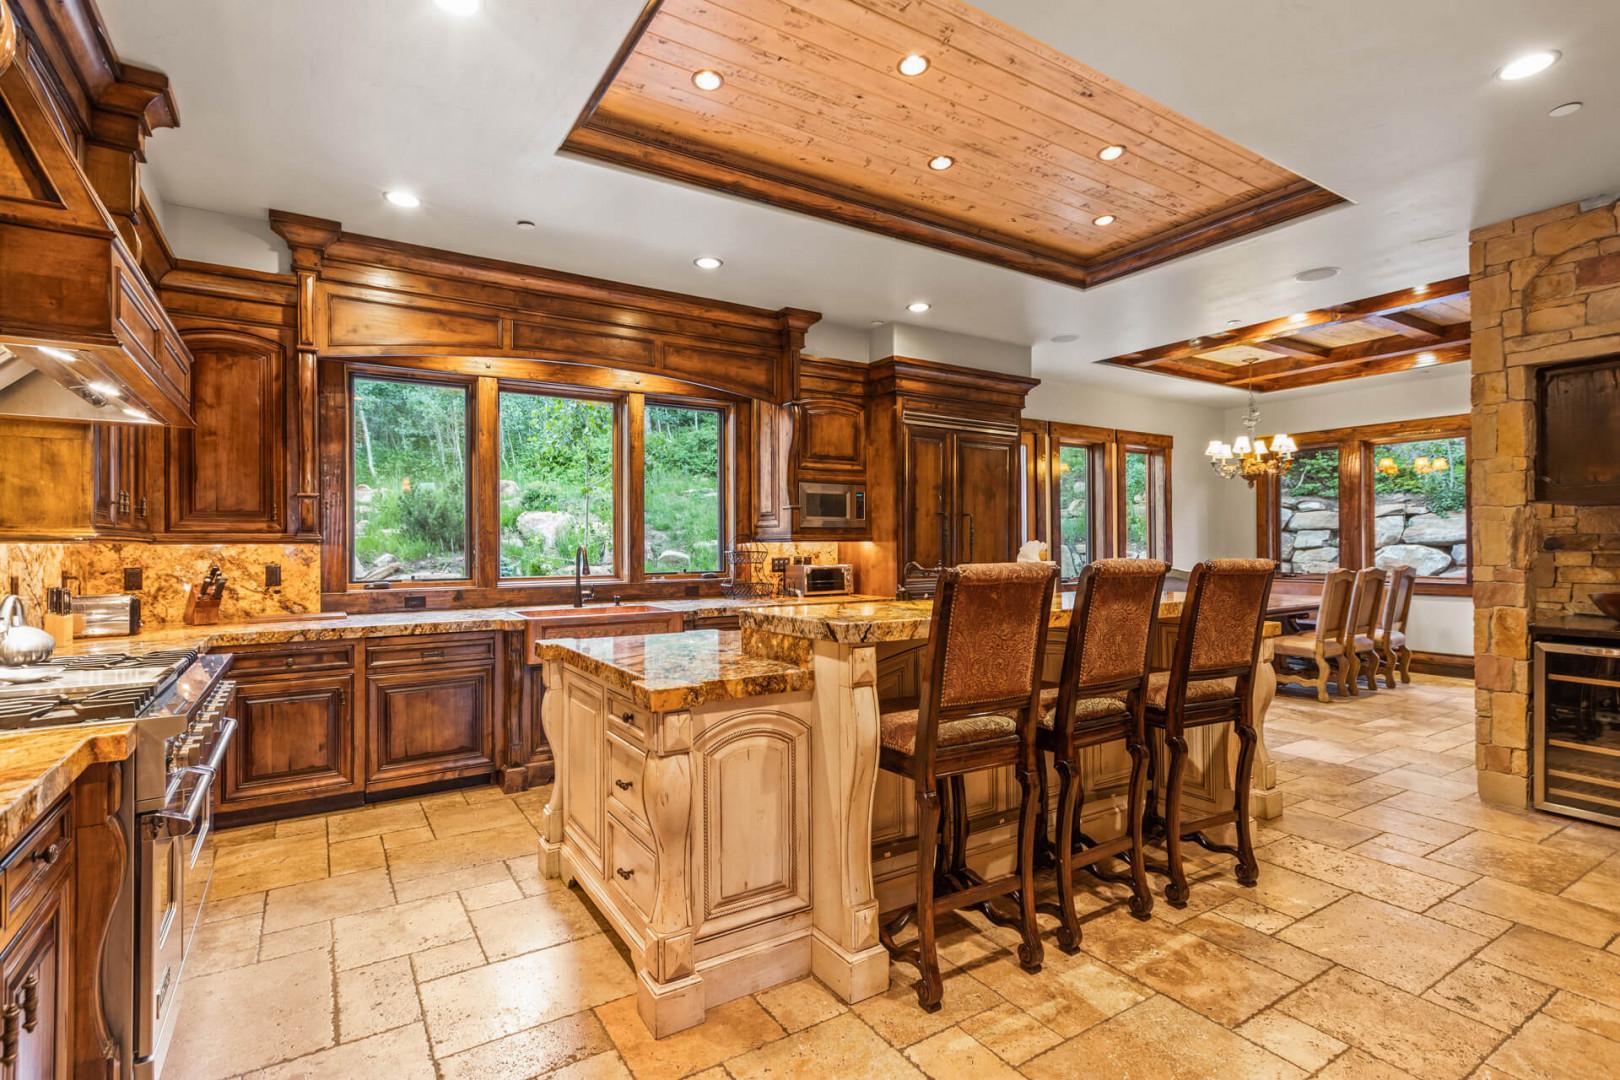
xmin=51 ymin=648 xmax=197 ymax=672
xmin=0 ymin=697 xmax=59 ymax=724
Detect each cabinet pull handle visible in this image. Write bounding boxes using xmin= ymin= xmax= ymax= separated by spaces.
xmin=614 ymin=779 xmax=633 ymax=791
xmin=420 ymin=648 xmax=446 ymax=659
xmin=19 ymin=975 xmax=37 ymax=1034
xmin=1 ymin=1003 xmax=17 ymax=1066
xmin=30 ymin=841 xmax=61 ymax=867
xmin=615 ymin=867 xmax=634 ymax=880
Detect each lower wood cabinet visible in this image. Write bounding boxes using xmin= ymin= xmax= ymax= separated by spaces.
xmin=224 ymin=674 xmax=360 ymax=808
xmin=366 ymin=663 xmax=496 ymax=790
xmin=0 ymin=798 xmax=74 ymax=1080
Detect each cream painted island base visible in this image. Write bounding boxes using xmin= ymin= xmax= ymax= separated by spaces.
xmin=537 ymin=600 xmax=1280 ymax=1037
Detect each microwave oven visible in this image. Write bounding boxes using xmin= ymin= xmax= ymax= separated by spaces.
xmin=798 ymin=481 xmax=865 ymax=529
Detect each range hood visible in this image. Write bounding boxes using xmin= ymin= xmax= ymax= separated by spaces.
xmin=0 ymin=0 xmax=192 ymax=426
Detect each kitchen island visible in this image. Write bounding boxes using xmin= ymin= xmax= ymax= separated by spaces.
xmin=537 ymin=596 xmax=1282 ymax=1036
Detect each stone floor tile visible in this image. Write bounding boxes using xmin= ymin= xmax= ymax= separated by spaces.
xmin=262 ymin=867 xmax=395 ymax=933
xmin=258 ymin=920 xmax=332 ymax=963
xmin=552 ymin=1049 xmax=633 ymax=1079
xmin=419 ymin=934 xmax=635 ymax=1056
xmin=1276 ymin=895 xmax=1486 ymax=993
xmin=597 ymin=993 xmax=784 ymax=1079
xmin=184 ymin=912 xmax=262 ymax=978
xmin=1260 ymin=807 xmax=1382 ymax=850
xmin=1549 ymin=820 xmax=1620 ymax=852
xmin=1213 ymin=860 xmax=1348 ymax=918
xmin=1348 ymin=837 xmax=1483 ymax=887
xmin=753 ymin=976 xmax=847 ymax=1034
xmin=1236 ymin=1010 xmax=1347 ymax=1072
xmin=392 ymin=858 xmax=515 ymax=903
xmin=1449 ymin=875 xmax=1620 ymax=947
xmin=1207 ymin=897 xmax=1296 ymax=934
xmin=332 ymin=893 xmax=473 ymax=970
xmin=385 ymin=824 xmax=540 ymax=881
xmin=424 ymin=795 xmax=532 ymax=838
xmin=209 ymin=834 xmax=330 ymax=899
xmin=1288 ymin=798 xmax=1354 ymax=818
xmin=507 ymin=853 xmax=551 ymax=897
xmin=1380 ymin=790 xmax=1564 ymax=843
xmin=956 ymin=945 xmax=1149 ymax=1038
xmin=1419 ymin=958 xmax=1552 ymax=1033
xmin=166 ymin=950 xmax=334 ymax=1080
xmin=274 ymin=814 xmax=327 ymax=839
xmin=325 ymin=799 xmax=429 ymax=843
xmin=1259 ymin=835 xmax=1460 ymax=911
xmin=1313 ymin=1047 xmax=1419 ymax=1079
xmin=1183 ymin=911 xmax=1332 ymax=983
xmin=1423 ymin=900 xmax=1513 ymax=940
xmin=436 ymin=1010 xmax=612 ymax=1080
xmin=724 ymin=1013 xmax=921 ymax=1079
xmin=1541 ymin=990 xmax=1620 ymax=1043
xmin=851 ymin=962 xmax=1003 ymax=1048
xmin=955 ymin=1001 xmax=1062 ymax=1065
xmin=459 ymin=875 xmax=523 ymax=910
xmin=382 ymin=825 xmax=438 ymax=850
xmin=337 ymin=955 xmax=421 ymax=1042
xmin=1483 ymin=1013 xmax=1620 ymax=1080
xmin=1478 ymin=925 xmax=1620 ymax=1010
xmin=1426 ymin=830 xmax=1607 ymax=892
xmin=1022 ymin=995 xmax=1304 ymax=1080
xmin=202 ymin=891 xmax=265 ymax=923
xmin=1366 ymin=768 xmax=1477 ymax=801
xmin=328 ymin=834 xmax=386 ymax=877
xmin=212 ymin=821 xmax=278 ymax=848
xmin=1275 ymin=966 xmax=1502 ymax=1080
xmin=1342 ymin=803 xmax=1474 ymax=847
xmin=1274 ymin=739 xmax=1375 ymax=766
xmin=903 ymin=1025 xmax=1024 ymax=1080
xmin=470 ymin=889 xmax=605 ymax=961
xmin=410 ymin=936 xmax=487 ymax=983
xmin=246 ymin=1022 xmax=435 ymax=1080
xmin=1561 ymin=852 xmax=1620 ymax=915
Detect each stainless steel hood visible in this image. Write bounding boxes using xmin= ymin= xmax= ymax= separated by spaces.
xmin=0 ymin=345 xmax=157 ymax=423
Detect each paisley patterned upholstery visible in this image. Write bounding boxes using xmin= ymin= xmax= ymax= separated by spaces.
xmin=1186 ymin=559 xmax=1276 ymax=676
xmin=879 ymin=708 xmax=1017 ymax=754
xmin=1074 ymin=559 xmax=1167 ymax=686
xmin=1145 ymin=671 xmax=1238 ymax=709
xmin=1037 ymin=688 xmax=1128 ymax=730
xmin=935 ymin=562 xmax=1055 ymax=710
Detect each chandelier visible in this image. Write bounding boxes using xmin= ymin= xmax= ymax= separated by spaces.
xmin=1377 ymin=454 xmax=1449 ymax=477
xmin=1205 ymin=360 xmax=1296 ymax=486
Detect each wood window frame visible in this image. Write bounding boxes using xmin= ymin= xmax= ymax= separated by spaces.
xmin=1115 ymin=430 xmax=1173 ymax=565
xmin=639 ymin=394 xmax=732 ymax=581
xmin=1256 ymin=414 xmax=1470 ymax=597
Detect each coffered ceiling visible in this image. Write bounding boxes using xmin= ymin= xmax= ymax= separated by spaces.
xmin=567 ymin=0 xmax=1343 ymax=288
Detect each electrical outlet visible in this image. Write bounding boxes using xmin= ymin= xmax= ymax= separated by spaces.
xmin=265 ymin=563 xmax=282 ymax=588
xmin=771 ymin=557 xmax=789 ymax=572
xmin=794 ymin=555 xmax=811 ymax=565
xmin=122 ymin=567 xmax=142 ymax=591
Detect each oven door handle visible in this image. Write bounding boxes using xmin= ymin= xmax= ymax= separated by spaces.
xmin=150 ymin=717 xmax=237 ymax=839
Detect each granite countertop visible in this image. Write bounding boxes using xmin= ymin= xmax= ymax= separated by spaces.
xmin=534 ymin=629 xmax=813 ymax=711
xmin=0 ymin=723 xmax=135 ymax=852
xmin=1531 ymin=614 xmax=1620 ymax=642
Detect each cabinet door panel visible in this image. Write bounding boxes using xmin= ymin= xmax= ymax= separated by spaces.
xmin=367 ymin=666 xmax=495 ymax=788
xmin=561 ymin=673 xmax=605 ymax=864
xmin=224 ymin=675 xmax=358 ymax=807
xmin=903 ymin=427 xmax=950 ymax=570
xmin=953 ymin=435 xmax=1017 ymax=564
xmin=2 ymin=873 xmax=71 ymax=1080
xmin=91 ymin=425 xmax=121 ymax=529
xmin=797 ymin=398 xmax=865 ymax=476
xmin=169 ymin=332 xmax=287 ymax=534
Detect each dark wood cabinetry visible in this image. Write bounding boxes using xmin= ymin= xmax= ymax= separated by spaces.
xmin=900 ymin=422 xmax=1019 ymax=570
xmin=0 ymin=798 xmax=74 ymax=1080
xmin=225 ymin=673 xmax=360 ymax=810
xmin=91 ymin=424 xmax=157 ymax=535
xmin=367 ymin=665 xmax=496 ymax=790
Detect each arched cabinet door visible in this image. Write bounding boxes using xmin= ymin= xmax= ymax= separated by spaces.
xmin=168 ymin=330 xmax=289 ymax=535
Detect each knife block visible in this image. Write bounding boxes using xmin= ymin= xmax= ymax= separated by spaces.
xmin=183 ymin=585 xmax=222 ymax=626
xmin=42 ymin=612 xmax=74 ymax=647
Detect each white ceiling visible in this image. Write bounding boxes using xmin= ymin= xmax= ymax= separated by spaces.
xmin=101 ymin=0 xmax=1620 ymax=404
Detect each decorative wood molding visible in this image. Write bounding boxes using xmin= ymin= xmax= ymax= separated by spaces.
xmin=1408 ymin=651 xmax=1473 ymax=679
xmin=563 ymin=0 xmax=1344 ymax=290
xmin=1103 ymin=276 xmax=1470 ymax=391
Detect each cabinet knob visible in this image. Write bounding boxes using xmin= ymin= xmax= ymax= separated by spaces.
xmin=615 ymin=867 xmax=635 ymax=880
xmin=618 ymin=712 xmax=635 ymax=724
xmin=30 ymin=841 xmax=61 ymax=867
xmin=613 ymin=779 xmax=633 ymax=791
xmin=283 ymin=656 xmax=296 ymax=667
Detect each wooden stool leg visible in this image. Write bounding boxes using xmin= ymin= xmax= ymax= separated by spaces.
xmin=1346 ymin=653 xmax=1361 ymax=697
xmin=1233 ymin=716 xmax=1260 ymax=887
xmin=914 ymin=785 xmax=944 ymax=1012
xmin=944 ymin=777 xmax=969 ymax=889
xmin=1399 ymin=647 xmax=1413 ymax=684
xmin=1163 ymin=733 xmax=1191 ymax=907
xmin=1014 ymin=757 xmax=1044 ymax=974
xmin=1052 ymin=755 xmax=1082 ymax=953
xmin=1124 ymin=731 xmax=1154 ymax=920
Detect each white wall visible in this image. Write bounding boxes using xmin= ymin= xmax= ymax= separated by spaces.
xmin=1219 ymin=365 xmax=1474 ymax=656
xmin=158 ymin=203 xmax=289 ymax=274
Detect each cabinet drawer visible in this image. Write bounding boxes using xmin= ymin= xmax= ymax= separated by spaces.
xmin=605 ymin=812 xmax=655 ymax=923
xmin=229 ymin=644 xmax=355 ymax=677
xmin=606 ymin=691 xmax=650 ymax=746
xmin=366 ymin=634 xmax=496 ymax=671
xmin=606 ymin=734 xmax=648 ymax=830
xmin=2 ymin=798 xmax=71 ymax=931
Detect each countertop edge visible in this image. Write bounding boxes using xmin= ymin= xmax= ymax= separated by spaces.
xmin=0 ymin=723 xmax=136 ymax=852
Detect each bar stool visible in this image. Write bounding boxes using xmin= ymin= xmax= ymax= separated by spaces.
xmin=876 ymin=562 xmax=1056 ymax=1012
xmin=1346 ymin=567 xmax=1388 ymax=695
xmin=1272 ymin=568 xmax=1355 ymax=702
xmin=1375 ymin=564 xmax=1417 ymax=688
xmin=1036 ymin=558 xmax=1166 ymax=952
xmin=1145 ymin=558 xmax=1276 ymax=906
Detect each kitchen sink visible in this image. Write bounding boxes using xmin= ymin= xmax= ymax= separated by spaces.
xmin=519 ymin=604 xmax=686 ymax=659
xmin=517 ymin=604 xmax=665 ymax=620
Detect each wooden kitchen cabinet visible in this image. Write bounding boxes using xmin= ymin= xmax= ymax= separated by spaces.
xmin=898 ymin=421 xmax=1019 ymax=574
xmin=0 ymin=798 xmax=75 ymax=1080
xmin=91 ymin=423 xmax=157 ymax=535
xmin=365 ymin=634 xmax=497 ymax=791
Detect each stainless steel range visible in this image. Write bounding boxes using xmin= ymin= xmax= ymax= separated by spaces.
xmin=0 ymin=648 xmax=236 ymax=1079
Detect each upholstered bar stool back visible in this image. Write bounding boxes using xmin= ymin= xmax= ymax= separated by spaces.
xmin=1346 ymin=567 xmax=1388 ymax=694
xmin=1273 ymin=567 xmax=1355 ymax=702
xmin=1375 ymin=565 xmax=1417 ymax=688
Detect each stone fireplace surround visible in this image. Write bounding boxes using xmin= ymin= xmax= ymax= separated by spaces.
xmin=1470 ymin=195 xmax=1620 ymax=806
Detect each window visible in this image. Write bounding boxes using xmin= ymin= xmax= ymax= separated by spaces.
xmin=1024 ymin=422 xmax=1171 ymax=574
xmin=351 ymin=376 xmax=470 ymax=582
xmin=498 ymin=390 xmax=615 ymax=578
xmin=1057 ymin=444 xmax=1094 ymax=572
xmin=1260 ymin=416 xmax=1469 ymax=593
xmin=1117 ymin=433 xmax=1171 ymax=562
xmin=643 ymin=403 xmax=722 ymax=575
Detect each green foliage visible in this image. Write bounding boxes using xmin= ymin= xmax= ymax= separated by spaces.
xmin=1124 ymin=452 xmax=1149 ymax=557
xmin=500 ymin=392 xmax=615 ymax=578
xmin=644 ymin=404 xmax=721 ymax=574
xmin=1283 ymin=448 xmax=1340 ymax=500
xmin=1371 ymin=438 xmax=1467 ymax=516
xmin=352 ymin=377 xmax=469 ymax=580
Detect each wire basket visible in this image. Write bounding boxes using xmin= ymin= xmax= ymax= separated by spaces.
xmin=722 ymin=542 xmax=776 ymax=600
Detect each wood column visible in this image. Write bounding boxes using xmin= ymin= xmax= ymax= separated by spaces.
xmin=268 ymin=211 xmax=341 ymax=539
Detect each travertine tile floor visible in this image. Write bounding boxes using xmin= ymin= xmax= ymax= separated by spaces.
xmin=169 ymin=675 xmax=1620 ymax=1079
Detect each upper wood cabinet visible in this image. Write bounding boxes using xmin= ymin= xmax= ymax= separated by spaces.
xmin=794 ymin=398 xmax=865 ymax=478
xmin=900 ymin=422 xmax=1019 ymax=571
xmin=91 ymin=423 xmax=157 ymax=536
xmin=0 ymin=419 xmax=91 ymax=539
xmin=167 ymin=332 xmax=289 ymax=536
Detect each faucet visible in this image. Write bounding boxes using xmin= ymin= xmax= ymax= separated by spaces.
xmin=573 ymin=546 xmax=594 ymax=608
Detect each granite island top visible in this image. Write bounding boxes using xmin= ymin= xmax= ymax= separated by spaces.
xmin=0 ymin=723 xmax=134 ymax=851
xmin=535 ymin=629 xmax=812 ymax=711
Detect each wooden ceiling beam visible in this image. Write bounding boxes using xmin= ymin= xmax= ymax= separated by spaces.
xmin=1255 ymin=347 xmax=1469 ymax=392
xmin=1242 ymin=323 xmax=1469 ymax=384
xmin=1255 ymin=336 xmax=1332 ymax=359
xmin=1362 ymin=311 xmax=1445 ymax=340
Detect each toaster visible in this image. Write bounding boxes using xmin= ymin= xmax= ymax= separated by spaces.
xmin=72 ymin=594 xmax=142 ymax=637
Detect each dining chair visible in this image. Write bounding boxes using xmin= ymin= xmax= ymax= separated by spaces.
xmin=1345 ymin=567 xmax=1388 ymax=695
xmin=1035 ymin=558 xmax=1166 ymax=952
xmin=1375 ymin=565 xmax=1417 ymax=688
xmin=1144 ymin=558 xmax=1275 ymax=906
xmin=1271 ymin=569 xmax=1355 ymax=702
xmin=875 ymin=562 xmax=1056 ymax=1011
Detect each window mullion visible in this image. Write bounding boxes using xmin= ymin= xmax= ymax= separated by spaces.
xmin=473 ymin=376 xmax=500 ymax=590
xmin=626 ymin=393 xmax=646 ymax=583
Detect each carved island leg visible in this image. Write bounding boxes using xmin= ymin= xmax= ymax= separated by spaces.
xmin=72 ymin=761 xmax=126 ymax=1079
xmin=637 ymin=710 xmax=702 ymax=1036
xmin=808 ymin=641 xmax=889 ymax=1003
xmin=538 ymin=659 xmax=568 ymax=881
xmin=1249 ymin=637 xmax=1283 ymax=819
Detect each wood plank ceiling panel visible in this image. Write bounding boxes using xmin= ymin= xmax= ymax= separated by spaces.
xmin=563 ymin=0 xmax=1344 ymax=287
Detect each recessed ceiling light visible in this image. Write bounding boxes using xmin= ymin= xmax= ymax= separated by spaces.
xmin=928 ymin=155 xmax=954 ymax=171
xmin=1050 ymin=334 xmax=1079 ymax=344
xmin=1226 ymin=319 xmax=1241 ymax=327
xmin=1497 ymin=50 xmax=1560 ymax=81
xmin=1098 ymin=144 xmax=1126 ymax=162
xmin=38 ymin=346 xmax=78 ymax=363
xmin=1414 ymin=352 xmax=1438 ymax=366
xmin=1294 ymin=266 xmax=1340 ymax=282
xmin=693 ymin=256 xmax=723 ymax=270
xmin=515 ymin=219 xmax=536 ymax=230
xmin=86 ymin=380 xmax=120 ymax=398
xmin=897 ymin=54 xmax=929 ymax=77
xmin=1413 ymin=283 xmax=1430 ymax=295
xmin=1549 ymin=101 xmax=1583 ymax=118
xmin=1092 ymin=214 xmax=1116 ymax=227
xmin=384 ymin=190 xmax=421 ymax=208
xmin=907 ymin=301 xmax=931 ymax=313
xmin=1289 ymin=312 xmax=1310 ymax=323
xmin=692 ymin=69 xmax=724 ymax=92
xmin=435 ymin=0 xmax=480 ymax=13
xmin=121 ymin=407 xmax=149 ymax=420
xmin=869 ymin=320 xmax=886 ymax=327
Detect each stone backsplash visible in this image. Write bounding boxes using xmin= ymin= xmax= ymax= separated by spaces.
xmin=0 ymin=542 xmax=321 ymax=631
xmin=1470 ymin=195 xmax=1620 ymax=807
